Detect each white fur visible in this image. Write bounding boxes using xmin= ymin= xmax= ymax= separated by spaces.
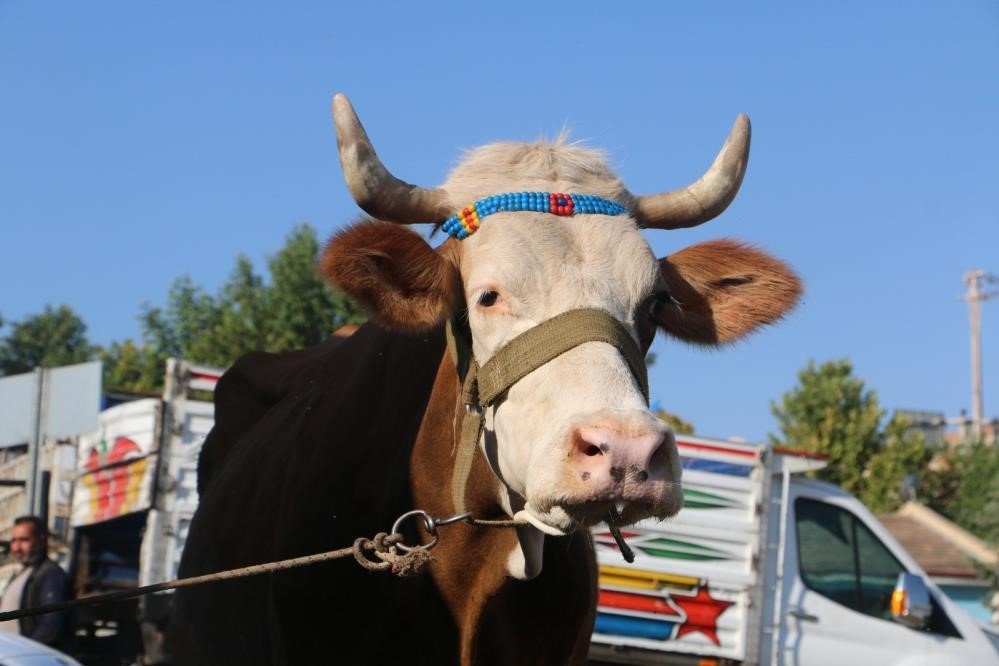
xmin=443 ymin=141 xmax=678 ymax=533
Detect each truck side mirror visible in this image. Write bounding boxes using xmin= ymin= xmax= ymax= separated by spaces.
xmin=890 ymin=572 xmax=932 ymax=630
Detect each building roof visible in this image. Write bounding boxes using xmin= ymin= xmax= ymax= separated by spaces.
xmin=878 ymin=502 xmax=997 ymax=581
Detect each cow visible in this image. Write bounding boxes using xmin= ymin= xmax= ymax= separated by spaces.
xmin=169 ymin=94 xmax=802 ymax=666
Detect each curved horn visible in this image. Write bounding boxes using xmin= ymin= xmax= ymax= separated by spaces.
xmin=635 ymin=114 xmax=751 ymax=230
xmin=332 ymin=94 xmax=451 ymax=224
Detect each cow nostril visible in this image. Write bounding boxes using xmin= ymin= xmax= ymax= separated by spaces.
xmin=646 ymin=436 xmax=671 ymax=480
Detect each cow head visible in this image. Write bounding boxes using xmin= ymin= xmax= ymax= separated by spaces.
xmin=322 ymin=94 xmax=801 ymax=537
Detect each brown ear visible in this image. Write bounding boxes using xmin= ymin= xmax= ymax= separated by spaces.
xmin=320 ymin=220 xmax=461 ymax=331
xmin=654 ymin=239 xmax=802 ymax=345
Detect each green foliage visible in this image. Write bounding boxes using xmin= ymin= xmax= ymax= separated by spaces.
xmin=266 ymin=226 xmax=363 ymax=351
xmin=925 ymin=442 xmax=999 ymax=546
xmin=4 ymin=226 xmax=365 ymax=393
xmin=116 ymin=224 xmax=365 ymax=390
xmin=859 ymin=414 xmax=931 ymax=513
xmin=99 ymin=339 xmax=165 ymax=394
xmin=0 ymin=305 xmax=94 ymax=375
xmin=770 ymin=359 xmax=884 ymax=496
xmin=771 ymin=359 xmax=929 ymax=512
xmin=656 ymin=409 xmax=694 ymax=435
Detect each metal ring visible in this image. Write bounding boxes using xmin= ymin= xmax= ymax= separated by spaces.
xmin=434 ymin=512 xmax=473 ymax=527
xmin=391 ymin=510 xmax=438 ymax=553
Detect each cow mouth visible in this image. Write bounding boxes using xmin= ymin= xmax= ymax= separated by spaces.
xmin=520 ymin=491 xmax=681 ymax=535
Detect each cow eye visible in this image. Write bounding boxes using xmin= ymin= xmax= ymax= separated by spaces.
xmin=478 ymin=290 xmax=500 ymax=307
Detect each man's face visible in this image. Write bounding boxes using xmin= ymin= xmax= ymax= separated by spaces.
xmin=10 ymin=523 xmax=43 ymax=565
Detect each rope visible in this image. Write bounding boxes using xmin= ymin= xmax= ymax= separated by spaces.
xmin=467 ymin=517 xmax=522 ymax=528
xmin=0 ymin=532 xmax=432 ymax=623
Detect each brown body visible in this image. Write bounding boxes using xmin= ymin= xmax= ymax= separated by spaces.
xmin=412 ymin=352 xmax=598 ymax=664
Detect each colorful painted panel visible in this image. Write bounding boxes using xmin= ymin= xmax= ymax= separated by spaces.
xmin=593 ymin=564 xmax=739 ymax=656
xmin=73 ymin=399 xmax=159 ymax=526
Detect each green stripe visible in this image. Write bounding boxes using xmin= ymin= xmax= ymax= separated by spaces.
xmin=682 ymin=488 xmax=737 ymax=509
xmin=638 ymin=537 xmax=730 ymax=561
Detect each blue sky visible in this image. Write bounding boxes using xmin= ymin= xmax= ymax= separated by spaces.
xmin=2 ymin=2 xmax=997 ymax=443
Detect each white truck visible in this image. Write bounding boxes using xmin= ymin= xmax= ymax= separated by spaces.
xmin=588 ymin=435 xmax=999 ymax=665
xmin=70 ymin=359 xmax=220 ymax=663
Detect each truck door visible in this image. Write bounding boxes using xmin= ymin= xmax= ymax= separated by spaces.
xmin=779 ymin=489 xmax=943 ymax=666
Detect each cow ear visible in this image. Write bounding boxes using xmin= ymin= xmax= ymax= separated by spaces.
xmin=320 ymin=220 xmax=462 ymax=331
xmin=653 ymin=239 xmax=802 ymax=345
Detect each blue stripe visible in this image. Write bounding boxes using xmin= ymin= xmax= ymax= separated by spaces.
xmin=595 ymin=613 xmax=676 ymax=641
xmin=680 ymin=457 xmax=753 ymax=477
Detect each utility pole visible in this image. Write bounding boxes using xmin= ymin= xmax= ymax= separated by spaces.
xmin=962 ymin=270 xmax=999 ymax=439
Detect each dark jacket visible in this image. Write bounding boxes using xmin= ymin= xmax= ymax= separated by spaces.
xmin=19 ymin=557 xmax=70 ymax=648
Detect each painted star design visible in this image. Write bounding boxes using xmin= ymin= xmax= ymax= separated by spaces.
xmin=671 ymin=583 xmax=735 ymax=646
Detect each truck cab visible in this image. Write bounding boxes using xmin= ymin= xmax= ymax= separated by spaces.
xmin=781 ymin=477 xmax=997 ymax=665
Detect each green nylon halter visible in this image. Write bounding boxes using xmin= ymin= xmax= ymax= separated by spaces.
xmin=446 ymin=308 xmax=650 ymax=524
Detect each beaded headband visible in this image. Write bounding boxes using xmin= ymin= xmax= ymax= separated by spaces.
xmin=441 ymin=191 xmax=627 ymax=240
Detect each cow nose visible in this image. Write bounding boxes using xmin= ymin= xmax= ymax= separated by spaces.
xmin=569 ymin=420 xmax=672 ymax=492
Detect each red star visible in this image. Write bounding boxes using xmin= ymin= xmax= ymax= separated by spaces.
xmin=671 ymin=583 xmax=734 ymax=646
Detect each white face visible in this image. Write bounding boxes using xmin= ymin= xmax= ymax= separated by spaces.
xmin=459 ymin=211 xmax=682 ymax=533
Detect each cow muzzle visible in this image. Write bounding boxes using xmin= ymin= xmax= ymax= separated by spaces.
xmin=571 ymin=417 xmax=677 ymax=505
xmin=520 ymin=411 xmax=682 ymax=534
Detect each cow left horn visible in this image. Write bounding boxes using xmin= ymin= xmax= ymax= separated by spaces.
xmin=635 ymin=114 xmax=751 ymax=230
xmin=333 ymin=94 xmax=451 ymax=224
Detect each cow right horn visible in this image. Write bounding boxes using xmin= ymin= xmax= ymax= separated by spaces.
xmin=634 ymin=114 xmax=751 ymax=230
xmin=333 ymin=94 xmax=451 ymax=224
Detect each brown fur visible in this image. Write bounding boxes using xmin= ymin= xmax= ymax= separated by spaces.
xmin=320 ymin=220 xmax=462 ymax=331
xmin=655 ymin=239 xmax=803 ymax=345
xmin=410 ymin=354 xmax=596 ymax=665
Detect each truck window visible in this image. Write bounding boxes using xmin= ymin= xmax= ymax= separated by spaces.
xmin=795 ymin=498 xmax=904 ymax=620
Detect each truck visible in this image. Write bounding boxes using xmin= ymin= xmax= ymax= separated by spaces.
xmin=70 ymin=361 xmax=998 ymax=665
xmin=588 ymin=435 xmax=999 ymax=665
xmin=70 ymin=359 xmax=221 ymax=665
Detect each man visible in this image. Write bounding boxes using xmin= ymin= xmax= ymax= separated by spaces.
xmin=0 ymin=516 xmax=70 ymax=648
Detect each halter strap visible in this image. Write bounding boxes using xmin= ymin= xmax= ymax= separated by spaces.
xmin=447 ymin=308 xmax=649 ymax=524
xmin=441 ymin=192 xmax=627 ymax=239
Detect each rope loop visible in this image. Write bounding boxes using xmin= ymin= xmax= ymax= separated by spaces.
xmin=352 ymin=532 xmax=435 ymax=577
xmin=352 ymin=535 xmax=394 ymax=572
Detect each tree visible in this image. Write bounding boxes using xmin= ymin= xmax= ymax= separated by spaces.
xmin=264 ymin=224 xmax=365 ymax=351
xmin=859 ymin=414 xmax=931 ymax=513
xmin=110 ymin=224 xmax=365 ymax=391
xmin=0 ymin=305 xmax=94 ymax=375
xmin=655 ymin=409 xmax=694 ymax=435
xmin=925 ymin=442 xmax=999 ymax=546
xmin=770 ymin=359 xmax=930 ymax=511
xmin=770 ymin=359 xmax=883 ymax=496
xmin=99 ymin=339 xmax=165 ymax=394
